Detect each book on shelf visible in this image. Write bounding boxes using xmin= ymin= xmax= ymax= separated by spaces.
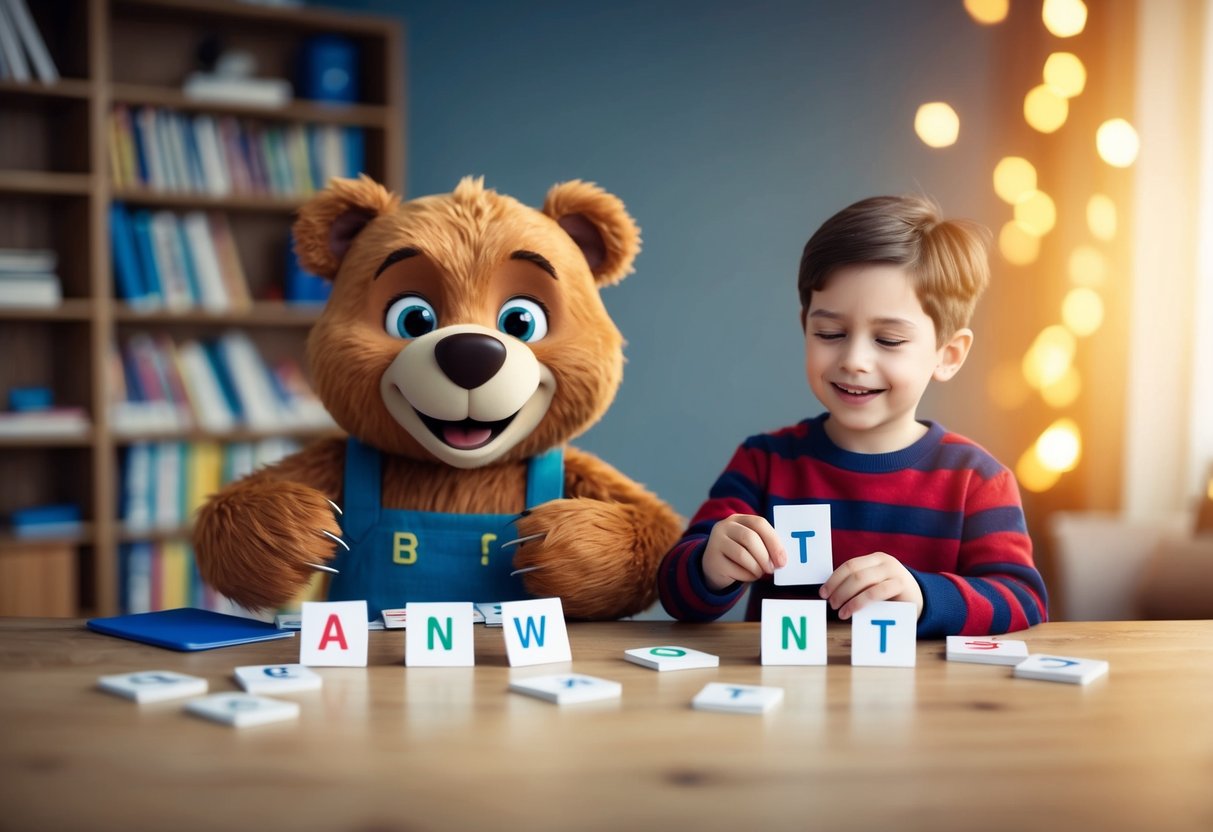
xmin=0 ymin=247 xmax=57 ymax=273
xmin=110 ymin=104 xmax=368 ymax=197
xmin=0 ymin=0 xmax=29 ymax=82
xmin=8 ymin=503 xmax=82 ymax=539
xmin=0 ymin=406 xmax=89 ymax=438
xmin=0 ymin=0 xmax=58 ymax=83
xmin=0 ymin=270 xmax=61 ymax=308
xmin=183 ymin=72 xmax=293 ymax=108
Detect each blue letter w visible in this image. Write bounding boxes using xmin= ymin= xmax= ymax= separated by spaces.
xmin=513 ymin=615 xmax=546 ymax=648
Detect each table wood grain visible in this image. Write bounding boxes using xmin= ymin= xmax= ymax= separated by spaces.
xmin=0 ymin=618 xmax=1210 ymax=831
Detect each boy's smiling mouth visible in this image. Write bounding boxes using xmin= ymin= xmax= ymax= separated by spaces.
xmin=832 ymin=382 xmax=884 ymax=398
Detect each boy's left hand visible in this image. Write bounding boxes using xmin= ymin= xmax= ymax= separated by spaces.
xmin=818 ymin=553 xmax=924 ymax=620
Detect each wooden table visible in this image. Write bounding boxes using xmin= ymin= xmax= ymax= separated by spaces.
xmin=1 ymin=618 xmax=1210 ymax=832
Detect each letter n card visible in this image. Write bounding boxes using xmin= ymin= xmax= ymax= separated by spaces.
xmin=773 ymin=504 xmax=832 ymax=585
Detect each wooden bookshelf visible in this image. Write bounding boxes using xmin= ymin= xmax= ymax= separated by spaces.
xmin=0 ymin=0 xmax=404 ymax=616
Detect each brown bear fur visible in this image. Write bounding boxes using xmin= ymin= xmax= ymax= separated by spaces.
xmin=194 ymin=175 xmax=682 ymax=619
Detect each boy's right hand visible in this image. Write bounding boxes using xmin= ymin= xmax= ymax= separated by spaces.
xmin=701 ymin=514 xmax=788 ymax=592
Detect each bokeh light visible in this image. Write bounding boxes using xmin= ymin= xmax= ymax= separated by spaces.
xmin=1024 ymin=84 xmax=1069 ymax=133
xmin=1017 ymin=448 xmax=1063 ymax=493
xmin=1062 ymin=287 xmax=1105 ymax=336
xmin=1086 ymin=194 xmax=1117 ymax=241
xmin=1023 ymin=325 xmax=1077 ymax=389
xmin=964 ymin=0 xmax=1009 ymax=25
xmin=1040 ymin=366 xmax=1082 ymax=408
xmin=987 ymin=360 xmax=1032 ymax=411
xmin=993 ymin=157 xmax=1037 ymax=204
xmin=914 ymin=102 xmax=960 ymax=148
xmin=1035 ymin=418 xmax=1083 ymax=472
xmin=1068 ymin=245 xmax=1108 ymax=286
xmin=999 ymin=221 xmax=1041 ymax=266
xmin=1014 ymin=190 xmax=1058 ymax=236
xmin=1043 ymin=52 xmax=1087 ymax=98
xmin=1042 ymin=0 xmax=1088 ymax=38
xmin=1097 ymin=118 xmax=1140 ymax=167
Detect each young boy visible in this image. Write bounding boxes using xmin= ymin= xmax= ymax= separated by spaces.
xmin=658 ymin=195 xmax=1047 ymax=636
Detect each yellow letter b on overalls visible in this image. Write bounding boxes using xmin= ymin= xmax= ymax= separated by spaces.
xmin=393 ymin=532 xmax=418 ymax=565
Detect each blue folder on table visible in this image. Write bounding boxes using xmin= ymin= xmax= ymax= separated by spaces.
xmin=86 ymin=607 xmax=295 ymax=652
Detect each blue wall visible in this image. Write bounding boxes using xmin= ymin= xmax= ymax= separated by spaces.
xmin=312 ymin=0 xmax=1006 ymax=570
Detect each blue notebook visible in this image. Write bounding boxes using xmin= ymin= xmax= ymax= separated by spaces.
xmin=86 ymin=608 xmax=295 ymax=652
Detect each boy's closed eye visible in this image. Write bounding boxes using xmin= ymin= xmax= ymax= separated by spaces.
xmin=875 ymin=338 xmax=907 ymax=347
xmin=814 ymin=331 xmax=845 ymax=341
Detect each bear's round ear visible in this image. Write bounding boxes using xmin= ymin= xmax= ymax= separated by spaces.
xmin=292 ymin=175 xmax=400 ymax=279
xmin=543 ymin=180 xmax=641 ymax=287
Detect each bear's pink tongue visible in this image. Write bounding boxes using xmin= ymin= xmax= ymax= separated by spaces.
xmin=443 ymin=424 xmax=492 ymax=449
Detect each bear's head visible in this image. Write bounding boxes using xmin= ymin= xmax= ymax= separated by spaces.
xmin=293 ymin=175 xmax=641 ymax=469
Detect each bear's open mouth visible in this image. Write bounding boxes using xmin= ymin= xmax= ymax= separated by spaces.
xmin=415 ymin=411 xmax=517 ymax=451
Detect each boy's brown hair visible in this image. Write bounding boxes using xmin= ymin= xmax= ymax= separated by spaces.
xmin=797 ymin=195 xmax=991 ymax=345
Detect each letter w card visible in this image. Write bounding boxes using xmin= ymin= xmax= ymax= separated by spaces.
xmin=773 ymin=504 xmax=832 ymax=585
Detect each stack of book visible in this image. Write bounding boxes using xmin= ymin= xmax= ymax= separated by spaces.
xmin=0 ymin=247 xmax=62 ymax=309
xmin=108 ymin=105 xmax=365 ymax=197
xmin=110 ymin=204 xmax=252 ymax=311
xmin=0 ymin=0 xmax=59 ymax=83
xmin=0 ymin=384 xmax=89 ymax=438
xmin=108 ymin=331 xmax=336 ymax=435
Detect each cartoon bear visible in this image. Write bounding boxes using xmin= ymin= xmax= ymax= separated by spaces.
xmin=194 ymin=175 xmax=683 ymax=620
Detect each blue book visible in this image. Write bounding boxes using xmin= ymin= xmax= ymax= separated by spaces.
xmin=87 ymin=608 xmax=294 ymax=651
xmin=202 ymin=340 xmax=244 ymax=420
xmin=109 ymin=203 xmax=149 ymax=306
xmin=130 ymin=210 xmax=164 ymax=305
xmin=344 ymin=126 xmax=365 ymax=177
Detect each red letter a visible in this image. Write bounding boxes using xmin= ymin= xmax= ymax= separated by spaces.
xmin=318 ymin=614 xmax=348 ymax=650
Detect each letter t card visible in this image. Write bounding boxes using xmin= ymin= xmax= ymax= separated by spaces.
xmin=773 ymin=503 xmax=832 ymax=585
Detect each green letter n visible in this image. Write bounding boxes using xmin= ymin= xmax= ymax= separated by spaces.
xmin=782 ymin=616 xmax=808 ymax=650
xmin=427 ymin=616 xmax=453 ymax=650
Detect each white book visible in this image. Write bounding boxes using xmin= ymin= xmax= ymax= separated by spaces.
xmin=0 ymin=1 xmax=30 ymax=82
xmin=153 ymin=440 xmax=182 ymax=530
xmin=181 ymin=211 xmax=229 ymax=310
xmin=175 ymin=339 xmax=236 ymax=432
xmin=134 ymin=107 xmax=166 ymax=189
xmin=148 ymin=211 xmax=193 ymax=308
xmin=5 ymin=0 xmax=57 ymax=83
xmin=218 ymin=332 xmax=284 ymax=429
xmin=183 ymin=73 xmax=292 ymax=108
xmin=0 ymin=408 xmax=88 ymax=437
xmin=192 ymin=114 xmax=231 ymax=196
xmin=0 ymin=247 xmax=57 ymax=272
xmin=0 ymin=272 xmax=60 ymax=307
xmin=121 ymin=443 xmax=154 ymax=531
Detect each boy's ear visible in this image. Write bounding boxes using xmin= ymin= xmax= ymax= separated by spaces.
xmin=933 ymin=328 xmax=974 ymax=382
xmin=293 ymin=175 xmax=401 ymax=279
xmin=543 ymin=180 xmax=641 ymax=287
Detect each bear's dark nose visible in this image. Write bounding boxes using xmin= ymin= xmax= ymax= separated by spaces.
xmin=434 ymin=332 xmax=507 ymax=390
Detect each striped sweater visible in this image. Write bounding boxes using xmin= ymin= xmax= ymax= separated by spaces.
xmin=658 ymin=415 xmax=1047 ymax=636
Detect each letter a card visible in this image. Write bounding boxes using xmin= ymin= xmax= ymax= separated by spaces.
xmin=500 ymin=597 xmax=571 ymax=667
xmin=773 ymin=504 xmax=832 ymax=585
xmin=301 ymin=600 xmax=368 ymax=667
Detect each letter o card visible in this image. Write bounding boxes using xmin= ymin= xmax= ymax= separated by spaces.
xmin=301 ymin=600 xmax=368 ymax=667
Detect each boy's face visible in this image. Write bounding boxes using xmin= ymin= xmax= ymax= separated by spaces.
xmin=802 ymin=262 xmax=971 ymax=454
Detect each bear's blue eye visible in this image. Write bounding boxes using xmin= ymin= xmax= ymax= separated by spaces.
xmin=496 ymin=297 xmax=548 ymax=342
xmin=384 ymin=295 xmax=437 ymax=339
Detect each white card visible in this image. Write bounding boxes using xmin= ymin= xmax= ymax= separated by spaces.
xmin=300 ymin=600 xmax=369 ymax=667
xmin=624 ymin=645 xmax=719 ymax=671
xmin=945 ymin=636 xmax=1030 ymax=666
xmin=475 ymin=602 xmax=503 ymax=627
xmin=691 ymin=682 xmax=784 ymax=714
xmin=97 ymin=670 xmax=207 ymax=703
xmin=772 ymin=504 xmax=833 ymax=585
xmin=851 ymin=601 xmax=917 ymax=667
xmin=185 ymin=692 xmax=300 ymax=728
xmin=761 ymin=598 xmax=827 ymax=666
xmin=405 ymin=602 xmax=475 ymax=667
xmin=508 ymin=673 xmax=622 ymax=705
xmin=381 ymin=608 xmax=407 ymax=629
xmin=1014 ymin=654 xmax=1109 ymax=685
xmin=234 ymin=664 xmax=322 ymax=694
xmin=500 ymin=597 xmax=571 ymax=667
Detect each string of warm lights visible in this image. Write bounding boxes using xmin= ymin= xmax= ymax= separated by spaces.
xmin=915 ymin=0 xmax=1139 ymax=493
